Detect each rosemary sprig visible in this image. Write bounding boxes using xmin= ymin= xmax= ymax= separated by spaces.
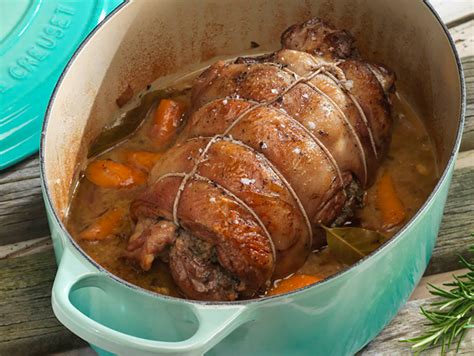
xmin=402 ymin=242 xmax=474 ymax=354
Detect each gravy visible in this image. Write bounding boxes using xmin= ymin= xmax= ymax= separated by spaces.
xmin=67 ymin=65 xmax=438 ymax=298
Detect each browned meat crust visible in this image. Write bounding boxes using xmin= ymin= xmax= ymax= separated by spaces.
xmin=281 ymin=18 xmax=357 ymax=60
xmin=125 ymin=18 xmax=396 ymax=300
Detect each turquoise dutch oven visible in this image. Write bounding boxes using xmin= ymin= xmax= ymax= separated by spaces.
xmin=0 ymin=0 xmax=123 ymax=169
xmin=40 ymin=0 xmax=465 ymax=355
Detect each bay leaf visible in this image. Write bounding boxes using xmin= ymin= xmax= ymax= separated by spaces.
xmin=322 ymin=226 xmax=391 ymax=265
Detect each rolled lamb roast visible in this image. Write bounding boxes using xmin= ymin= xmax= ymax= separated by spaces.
xmin=124 ymin=18 xmax=396 ymax=301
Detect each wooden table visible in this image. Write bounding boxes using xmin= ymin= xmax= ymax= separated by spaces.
xmin=1 ymin=2 xmax=473 ymax=354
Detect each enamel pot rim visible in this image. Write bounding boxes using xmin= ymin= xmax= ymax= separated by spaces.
xmin=39 ymin=0 xmax=466 ymax=306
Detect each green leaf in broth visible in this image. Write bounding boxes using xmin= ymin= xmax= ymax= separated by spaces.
xmin=88 ymin=89 xmax=178 ymax=158
xmin=322 ymin=226 xmax=391 ymax=265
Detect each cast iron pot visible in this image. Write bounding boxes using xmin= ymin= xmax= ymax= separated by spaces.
xmin=40 ymin=0 xmax=465 ymax=354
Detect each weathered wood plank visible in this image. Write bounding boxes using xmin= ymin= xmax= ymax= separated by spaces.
xmin=460 ymin=57 xmax=474 ymax=151
xmin=0 ymin=155 xmax=50 ymax=246
xmin=430 ymin=0 xmax=473 ymax=27
xmin=53 ymin=348 xmax=97 ymax=356
xmin=450 ymin=19 xmax=474 ymax=58
xmin=0 ymin=236 xmax=52 ymax=259
xmin=0 ymin=250 xmax=87 ymax=355
xmin=455 ymin=150 xmax=474 ymax=169
xmin=461 ymin=56 xmax=474 ymax=151
xmin=425 ymin=165 xmax=474 ymax=275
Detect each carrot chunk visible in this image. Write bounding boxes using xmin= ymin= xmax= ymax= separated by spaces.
xmin=122 ymin=150 xmax=162 ymax=172
xmin=85 ymin=159 xmax=147 ymax=188
xmin=376 ymin=173 xmax=407 ymax=229
xmin=267 ymin=274 xmax=321 ymax=296
xmin=149 ymin=99 xmax=186 ymax=147
xmin=79 ymin=207 xmax=125 ymax=241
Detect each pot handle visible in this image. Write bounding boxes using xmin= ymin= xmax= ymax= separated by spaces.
xmin=52 ymin=248 xmax=250 ymax=355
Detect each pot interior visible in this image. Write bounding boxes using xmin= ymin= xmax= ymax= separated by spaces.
xmin=43 ymin=0 xmax=462 ymax=228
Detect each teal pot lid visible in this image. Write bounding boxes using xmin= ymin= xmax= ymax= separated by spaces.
xmin=0 ymin=0 xmax=123 ymax=169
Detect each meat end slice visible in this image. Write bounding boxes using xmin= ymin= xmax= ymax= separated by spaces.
xmin=128 ymin=175 xmax=275 ymax=300
xmin=123 ymin=219 xmax=177 ymax=271
xmin=281 ymin=18 xmax=357 ymax=60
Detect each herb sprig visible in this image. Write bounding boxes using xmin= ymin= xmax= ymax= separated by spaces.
xmin=403 ymin=243 xmax=474 ymax=354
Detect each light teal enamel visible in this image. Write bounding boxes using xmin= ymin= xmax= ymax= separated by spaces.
xmin=43 ymin=160 xmax=455 ymax=355
xmin=0 ymin=0 xmax=123 ymax=170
